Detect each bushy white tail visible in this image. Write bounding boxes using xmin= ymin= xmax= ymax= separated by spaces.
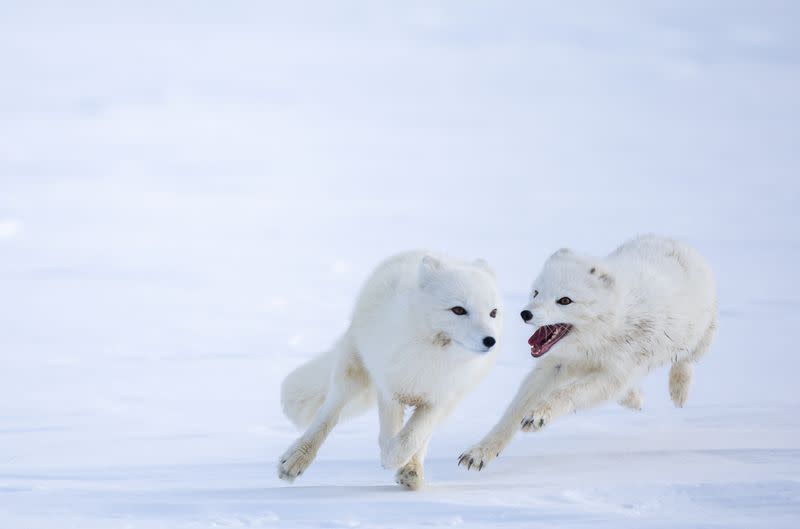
xmin=280 ymin=347 xmax=375 ymax=429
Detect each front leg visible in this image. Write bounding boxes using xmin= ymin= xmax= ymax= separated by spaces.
xmin=381 ymin=404 xmax=441 ymax=470
xmin=458 ymin=364 xmax=558 ymax=471
xmin=395 ymin=438 xmax=429 ymax=490
xmin=377 ymin=393 xmax=403 ymax=454
xmin=521 ymin=370 xmax=624 ymax=431
xmin=378 ymin=393 xmax=427 ymax=489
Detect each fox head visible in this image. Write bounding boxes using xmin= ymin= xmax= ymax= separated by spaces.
xmin=520 ymin=248 xmax=623 ymax=358
xmin=417 ymin=255 xmax=503 ymax=354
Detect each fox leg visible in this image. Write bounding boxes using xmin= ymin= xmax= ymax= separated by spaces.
xmin=670 ymin=315 xmax=717 ymax=408
xmin=381 ymin=403 xmax=446 ymax=471
xmin=668 ymin=361 xmax=692 ymax=408
xmin=277 ymin=345 xmax=367 ymax=481
xmin=618 ymin=387 xmax=643 ymax=410
xmin=522 ymin=371 xmax=624 ymax=431
xmin=458 ymin=365 xmax=559 ymax=471
xmin=377 ymin=393 xmax=404 ymax=456
xmin=395 ymin=438 xmax=429 ymax=490
xmin=377 ymin=394 xmax=429 ymax=490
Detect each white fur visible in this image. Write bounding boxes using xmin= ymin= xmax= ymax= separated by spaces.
xmin=279 ymin=251 xmax=503 ymax=489
xmin=459 ymin=235 xmax=717 ymax=471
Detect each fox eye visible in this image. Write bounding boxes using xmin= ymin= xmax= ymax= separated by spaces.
xmin=556 ymin=297 xmax=573 ymax=306
xmin=450 ymin=306 xmax=468 ymax=315
xmin=533 ymin=290 xmax=539 ymax=298
xmin=489 ymin=309 xmax=497 ymax=318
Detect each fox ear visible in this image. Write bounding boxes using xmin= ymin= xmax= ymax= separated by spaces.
xmin=472 ymin=258 xmax=495 ymax=277
xmin=419 ymin=255 xmax=443 ymax=288
xmin=589 ymin=265 xmax=614 ymax=288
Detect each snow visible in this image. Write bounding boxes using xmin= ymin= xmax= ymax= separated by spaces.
xmin=1 ymin=2 xmax=799 ymax=528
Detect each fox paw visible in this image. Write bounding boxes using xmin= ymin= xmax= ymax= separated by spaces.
xmin=669 ymin=362 xmax=692 ymax=408
xmin=395 ymin=462 xmax=424 ymax=490
xmin=277 ymin=441 xmax=315 ymax=482
xmin=618 ymin=388 xmax=644 ymax=410
xmin=457 ymin=443 xmax=499 ymax=471
xmin=669 ymin=380 xmax=690 ymax=408
xmin=521 ymin=404 xmax=552 ymax=432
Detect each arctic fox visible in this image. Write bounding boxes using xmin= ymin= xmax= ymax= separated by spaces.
xmin=458 ymin=235 xmax=717 ymax=471
xmin=279 ymin=251 xmax=503 ymax=489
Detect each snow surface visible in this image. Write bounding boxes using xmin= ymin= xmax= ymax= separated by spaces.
xmin=1 ymin=2 xmax=799 ymax=528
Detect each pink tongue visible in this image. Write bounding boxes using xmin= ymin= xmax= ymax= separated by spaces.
xmin=528 ymin=328 xmax=548 ymax=347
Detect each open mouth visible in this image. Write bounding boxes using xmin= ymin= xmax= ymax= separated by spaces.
xmin=528 ymin=324 xmax=572 ymax=357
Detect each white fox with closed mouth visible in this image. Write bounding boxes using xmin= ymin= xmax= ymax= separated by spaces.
xmin=279 ymin=251 xmax=503 ymax=489
xmin=459 ymin=234 xmax=718 ymax=471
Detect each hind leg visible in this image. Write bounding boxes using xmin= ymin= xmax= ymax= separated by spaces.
xmin=669 ymin=316 xmax=717 ymax=408
xmin=689 ymin=315 xmax=717 ymax=363
xmin=278 ymin=348 xmax=368 ymax=481
xmin=669 ymin=361 xmax=692 ymax=408
xmin=618 ymin=387 xmax=643 ymax=410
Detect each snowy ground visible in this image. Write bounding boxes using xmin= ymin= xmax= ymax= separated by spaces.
xmin=1 ymin=2 xmax=799 ymax=528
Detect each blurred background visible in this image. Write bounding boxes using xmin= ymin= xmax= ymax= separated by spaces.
xmin=0 ymin=2 xmax=798 ymax=527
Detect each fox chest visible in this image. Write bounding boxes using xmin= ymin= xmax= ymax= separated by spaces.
xmin=379 ymin=350 xmax=489 ymax=406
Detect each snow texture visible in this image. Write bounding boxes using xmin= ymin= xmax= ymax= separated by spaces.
xmin=1 ymin=2 xmax=798 ymax=528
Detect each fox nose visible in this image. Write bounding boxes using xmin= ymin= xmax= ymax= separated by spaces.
xmin=482 ymin=336 xmax=496 ymax=348
xmin=520 ymin=310 xmax=533 ymax=322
